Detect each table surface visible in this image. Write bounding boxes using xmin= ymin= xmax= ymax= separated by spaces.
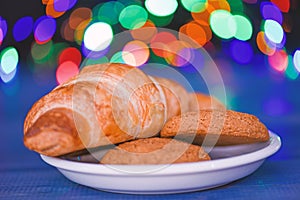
xmin=1 ymin=62 xmax=300 ymax=200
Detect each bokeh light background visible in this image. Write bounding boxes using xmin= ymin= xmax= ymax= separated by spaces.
xmin=0 ymin=0 xmax=300 ymax=155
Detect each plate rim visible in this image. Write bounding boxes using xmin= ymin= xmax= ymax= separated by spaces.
xmin=40 ymin=130 xmax=281 ymax=176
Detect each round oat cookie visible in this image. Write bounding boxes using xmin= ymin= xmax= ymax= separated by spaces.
xmin=100 ymin=137 xmax=210 ymax=165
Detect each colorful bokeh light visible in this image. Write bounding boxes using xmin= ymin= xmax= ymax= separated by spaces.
xmin=110 ymin=51 xmax=125 ymax=64
xmin=56 ymin=61 xmax=79 ymax=84
xmin=0 ymin=29 xmax=3 ymax=45
xmin=260 ymin=2 xmax=283 ymax=24
xmin=256 ymin=31 xmax=276 ymax=56
xmin=164 ymin=40 xmax=192 ymax=67
xmin=293 ymin=50 xmax=300 ymax=73
xmin=210 ymin=10 xmax=236 ymax=40
xmin=119 ymin=5 xmax=148 ymax=29
xmin=96 ymin=1 xmax=124 ymax=25
xmin=270 ymin=0 xmax=290 ymax=13
xmin=230 ymin=40 xmax=253 ymax=64
xmin=179 ymin=21 xmax=211 ymax=46
xmin=122 ymin=40 xmax=150 ymax=67
xmin=150 ymin=31 xmax=177 ymax=58
xmin=145 ymin=0 xmax=178 ymax=17
xmin=31 ymin=40 xmax=54 ymax=63
xmin=264 ymin=19 xmax=284 ymax=45
xmin=13 ymin=16 xmax=34 ymax=42
xmin=0 ymin=47 xmax=19 ymax=75
xmin=0 ymin=67 xmax=17 ymax=83
xmin=46 ymin=0 xmax=66 ymax=18
xmin=34 ymin=16 xmax=57 ymax=44
xmin=130 ymin=20 xmax=157 ymax=44
xmin=268 ymin=49 xmax=288 ymax=72
xmin=53 ymin=0 xmax=77 ymax=12
xmin=181 ymin=0 xmax=207 ymax=13
xmin=58 ymin=47 xmax=81 ymax=66
xmin=285 ymin=55 xmax=299 ymax=80
xmin=83 ymin=22 xmax=113 ymax=52
xmin=232 ymin=14 xmax=252 ymax=41
xmin=69 ymin=7 xmax=92 ymax=30
xmin=0 ymin=17 xmax=7 ymax=43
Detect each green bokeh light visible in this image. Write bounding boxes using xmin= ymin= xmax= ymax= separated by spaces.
xmin=181 ymin=0 xmax=207 ymax=13
xmin=145 ymin=0 xmax=178 ymax=17
xmin=227 ymin=0 xmax=244 ymax=14
xmin=0 ymin=47 xmax=19 ymax=74
xmin=148 ymin=13 xmax=174 ymax=27
xmin=83 ymin=56 xmax=109 ymax=67
xmin=97 ymin=1 xmax=125 ymax=25
xmin=119 ymin=5 xmax=148 ymax=29
xmin=233 ymin=15 xmax=252 ymax=41
xmin=110 ymin=51 xmax=125 ymax=63
xmin=285 ymin=55 xmax=299 ymax=80
xmin=31 ymin=40 xmax=54 ymax=64
xmin=210 ymin=10 xmax=236 ymax=39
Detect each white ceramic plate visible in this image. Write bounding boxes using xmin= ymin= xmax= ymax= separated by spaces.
xmin=41 ymin=131 xmax=281 ymax=194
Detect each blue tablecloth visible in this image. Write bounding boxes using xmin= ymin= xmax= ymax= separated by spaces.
xmin=1 ymin=64 xmax=300 ymax=199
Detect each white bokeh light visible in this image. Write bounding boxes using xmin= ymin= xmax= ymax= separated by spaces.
xmin=145 ymin=0 xmax=178 ymax=17
xmin=83 ymin=22 xmax=113 ymax=52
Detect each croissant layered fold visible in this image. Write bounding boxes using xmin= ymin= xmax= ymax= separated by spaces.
xmin=24 ymin=63 xmax=169 ymax=156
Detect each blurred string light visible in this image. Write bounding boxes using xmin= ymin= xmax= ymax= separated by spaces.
xmin=181 ymin=0 xmax=207 ymax=13
xmin=145 ymin=0 xmax=178 ymax=17
xmin=31 ymin=40 xmax=54 ymax=64
xmin=263 ymin=19 xmax=284 ymax=45
xmin=119 ymin=5 xmax=148 ymax=29
xmin=1 ymin=0 xmax=299 ymax=85
xmin=110 ymin=51 xmax=125 ymax=63
xmin=0 ymin=17 xmax=7 ymax=45
xmin=285 ymin=55 xmax=299 ymax=80
xmin=94 ymin=1 xmax=124 ymax=25
xmin=260 ymin=2 xmax=283 ymax=24
xmin=83 ymin=22 xmax=113 ymax=52
xmin=56 ymin=60 xmax=79 ymax=84
xmin=270 ymin=0 xmax=290 ymax=13
xmin=0 ymin=47 xmax=19 ymax=83
xmin=230 ymin=40 xmax=253 ymax=64
xmin=210 ymin=10 xmax=236 ymax=39
xmin=293 ymin=50 xmax=300 ymax=73
xmin=268 ymin=49 xmax=288 ymax=72
xmin=46 ymin=0 xmax=77 ymax=18
xmin=34 ymin=16 xmax=56 ymax=44
xmin=130 ymin=20 xmax=157 ymax=43
xmin=122 ymin=40 xmax=149 ymax=67
xmin=13 ymin=16 xmax=34 ymax=42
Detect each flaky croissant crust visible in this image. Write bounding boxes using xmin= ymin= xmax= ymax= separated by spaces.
xmin=24 ymin=63 xmax=167 ymax=156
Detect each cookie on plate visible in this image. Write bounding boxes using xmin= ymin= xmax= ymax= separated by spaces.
xmin=160 ymin=110 xmax=270 ymax=146
xmin=100 ymin=137 xmax=210 ymax=164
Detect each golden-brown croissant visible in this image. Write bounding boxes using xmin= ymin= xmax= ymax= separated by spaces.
xmin=24 ymin=63 xmax=167 ymax=156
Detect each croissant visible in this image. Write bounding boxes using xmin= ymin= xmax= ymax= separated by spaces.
xmin=24 ymin=63 xmax=169 ymax=156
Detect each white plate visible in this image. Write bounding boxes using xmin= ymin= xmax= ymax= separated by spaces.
xmin=41 ymin=131 xmax=281 ymax=194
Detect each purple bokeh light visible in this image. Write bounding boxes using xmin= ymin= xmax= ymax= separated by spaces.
xmin=34 ymin=16 xmax=57 ymax=44
xmin=54 ymin=0 xmax=77 ymax=12
xmin=260 ymin=2 xmax=283 ymax=24
xmin=13 ymin=16 xmax=34 ymax=42
xmin=230 ymin=40 xmax=253 ymax=64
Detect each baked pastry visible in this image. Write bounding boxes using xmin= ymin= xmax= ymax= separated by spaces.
xmin=24 ymin=63 xmax=167 ymax=156
xmin=152 ymin=76 xmax=190 ymax=119
xmin=160 ymin=110 xmax=270 ymax=146
xmin=189 ymin=92 xmax=225 ymax=111
xmin=100 ymin=137 xmax=210 ymax=164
